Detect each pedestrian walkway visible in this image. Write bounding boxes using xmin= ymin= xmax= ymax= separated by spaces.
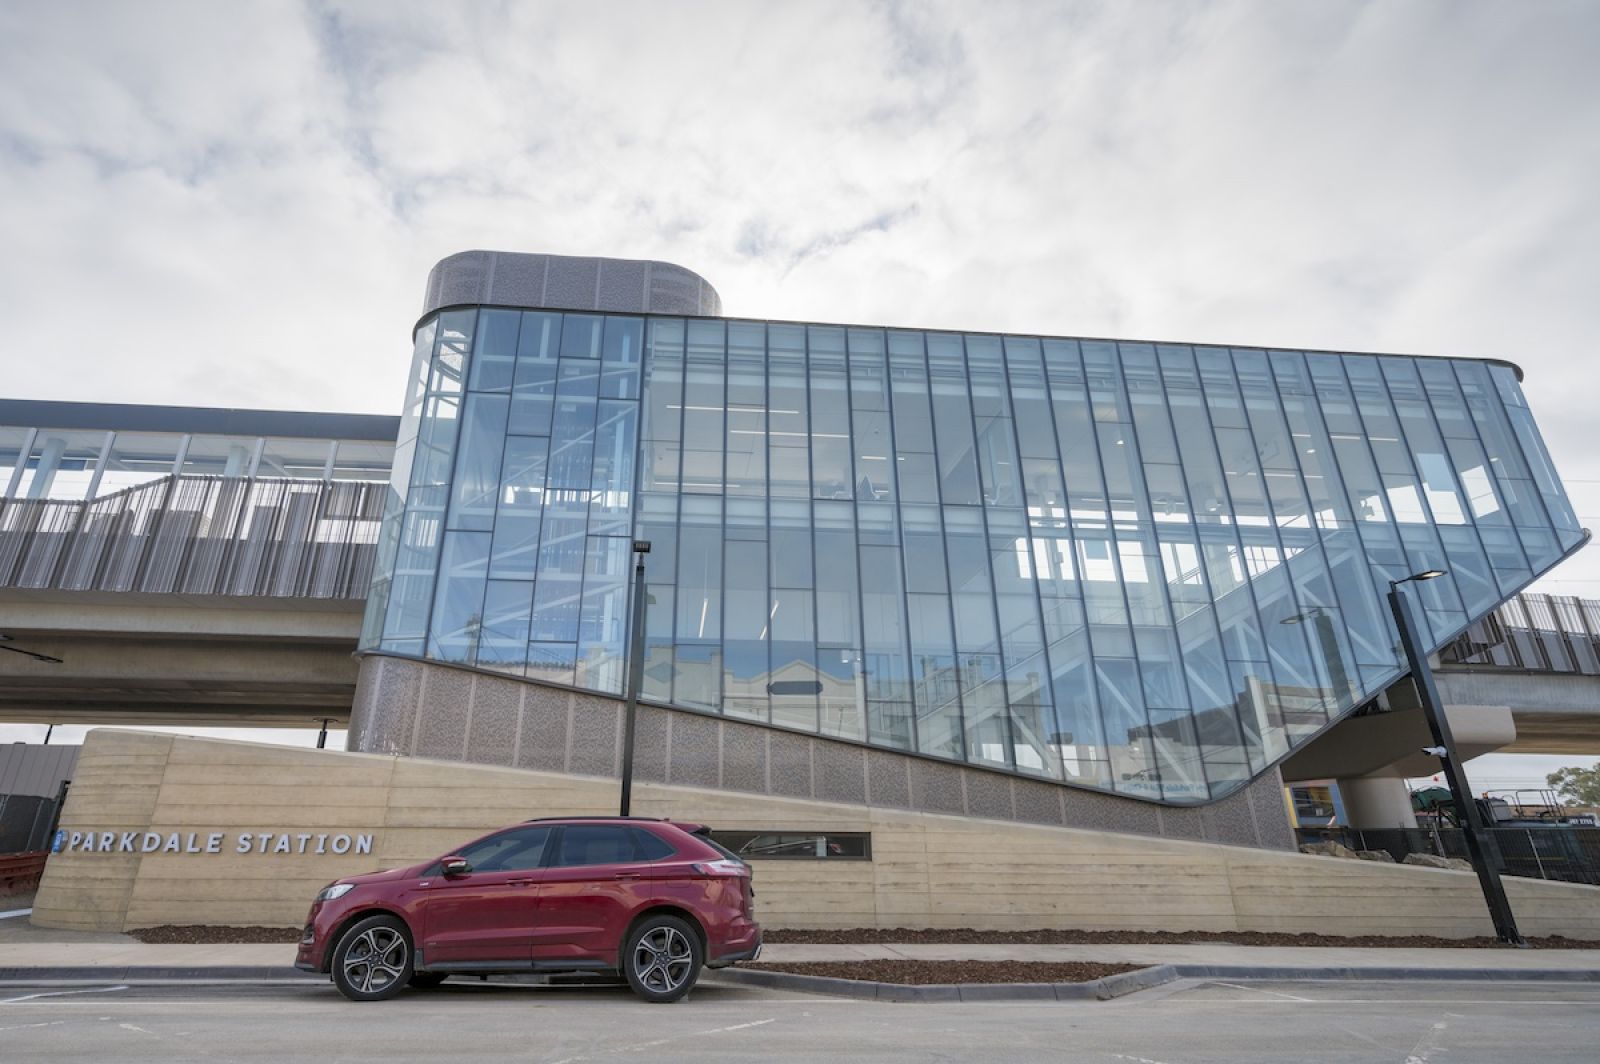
xmin=2 ymin=907 xmax=1596 ymax=977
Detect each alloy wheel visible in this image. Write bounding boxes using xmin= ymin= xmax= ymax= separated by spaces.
xmin=631 ymin=925 xmax=694 ymax=994
xmin=342 ymin=926 xmax=408 ymax=995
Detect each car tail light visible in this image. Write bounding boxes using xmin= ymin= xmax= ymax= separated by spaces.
xmin=692 ymin=859 xmax=748 ymax=878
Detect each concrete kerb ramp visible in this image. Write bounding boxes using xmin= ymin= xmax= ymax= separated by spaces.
xmin=30 ymin=729 xmax=1600 ymax=938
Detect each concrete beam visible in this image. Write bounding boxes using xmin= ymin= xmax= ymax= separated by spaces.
xmin=0 ymin=590 xmax=362 ymax=642
xmin=1281 ymin=703 xmax=1515 ymax=782
xmin=0 ymin=631 xmax=357 ymax=726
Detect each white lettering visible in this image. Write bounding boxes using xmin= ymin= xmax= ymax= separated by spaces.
xmin=64 ymin=828 xmax=372 ymax=856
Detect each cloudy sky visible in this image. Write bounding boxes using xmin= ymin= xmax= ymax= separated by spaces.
xmin=2 ymin=1 xmax=1597 ymax=788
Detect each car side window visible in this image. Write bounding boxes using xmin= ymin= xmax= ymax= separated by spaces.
xmin=552 ymin=825 xmax=639 ymax=867
xmin=457 ymin=826 xmax=552 ymax=872
xmin=632 ymin=828 xmax=676 ymax=861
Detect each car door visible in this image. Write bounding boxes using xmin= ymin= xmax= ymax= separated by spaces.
xmin=532 ymin=825 xmax=660 ymax=962
xmin=415 ymin=825 xmax=552 ymax=966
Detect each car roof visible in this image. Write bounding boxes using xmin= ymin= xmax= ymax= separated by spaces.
xmin=521 ymin=816 xmax=708 ymax=834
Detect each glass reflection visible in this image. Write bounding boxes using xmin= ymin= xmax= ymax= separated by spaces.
xmin=359 ymin=307 xmax=1581 ymax=805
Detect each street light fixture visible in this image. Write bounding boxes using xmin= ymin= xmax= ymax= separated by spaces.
xmin=619 ymin=540 xmax=651 ymax=817
xmin=1385 ymin=567 xmax=1524 ymax=945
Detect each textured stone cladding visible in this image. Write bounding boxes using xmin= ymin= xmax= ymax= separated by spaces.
xmin=350 ymin=655 xmax=1295 ymax=851
xmin=422 ymin=250 xmax=723 ymax=318
xmin=33 ymin=729 xmax=1600 ymax=937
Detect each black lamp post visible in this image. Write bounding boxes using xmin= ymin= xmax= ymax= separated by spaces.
xmin=619 ymin=540 xmax=651 ymax=817
xmin=1386 ymin=568 xmax=1524 ymax=945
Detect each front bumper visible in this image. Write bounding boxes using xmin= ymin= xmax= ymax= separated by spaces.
xmin=295 ymin=910 xmax=331 ymax=973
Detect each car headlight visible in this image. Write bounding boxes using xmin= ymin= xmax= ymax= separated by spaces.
xmin=316 ymin=883 xmax=355 ymax=903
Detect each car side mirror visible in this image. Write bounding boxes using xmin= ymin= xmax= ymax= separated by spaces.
xmin=441 ymin=855 xmax=471 ymax=878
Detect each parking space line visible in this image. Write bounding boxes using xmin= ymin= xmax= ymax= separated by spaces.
xmin=1 ymin=986 xmax=128 ymax=1004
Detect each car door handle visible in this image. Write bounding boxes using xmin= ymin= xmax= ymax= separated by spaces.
xmin=613 ymin=872 xmax=641 ymax=881
xmin=507 ymin=878 xmax=536 ymax=888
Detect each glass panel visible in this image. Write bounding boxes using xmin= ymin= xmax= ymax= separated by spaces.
xmin=427 ymin=530 xmax=490 ymax=662
xmin=510 ymin=311 xmax=562 ymax=436
xmin=928 ymin=333 xmax=980 ymax=504
xmin=478 ymin=580 xmax=533 ymax=673
xmin=767 ymin=327 xmax=810 ymax=499
xmin=589 ymin=400 xmax=638 ymax=536
xmin=471 ymin=309 xmax=521 ymax=392
xmin=181 ymin=435 xmax=259 ymax=479
xmin=600 ymin=317 xmax=644 ymax=400
xmin=529 ymin=498 xmax=589 ymax=641
xmin=96 ymin=432 xmax=182 ymax=496
xmin=0 ymin=427 xmax=29 ymax=496
xmin=446 ymin=395 xmax=509 ymax=531
xmin=20 ymin=429 xmax=108 ymax=500
xmin=576 ymin=537 xmax=631 ymax=694
xmin=330 ymin=439 xmax=395 ymax=482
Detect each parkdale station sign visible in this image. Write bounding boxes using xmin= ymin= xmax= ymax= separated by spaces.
xmin=53 ymin=828 xmax=375 ymax=856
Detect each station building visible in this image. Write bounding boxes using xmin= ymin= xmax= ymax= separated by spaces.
xmin=10 ymin=251 xmax=1600 ymax=936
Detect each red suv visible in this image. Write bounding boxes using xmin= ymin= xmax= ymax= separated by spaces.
xmin=295 ymin=817 xmax=760 ymax=1004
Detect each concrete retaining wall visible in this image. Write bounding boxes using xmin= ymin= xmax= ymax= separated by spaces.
xmin=31 ymin=729 xmax=1600 ymax=939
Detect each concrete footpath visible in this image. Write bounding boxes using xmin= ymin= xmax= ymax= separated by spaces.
xmin=3 ymin=907 xmax=1597 ymax=988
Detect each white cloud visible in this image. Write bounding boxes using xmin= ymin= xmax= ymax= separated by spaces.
xmin=1 ymin=1 xmax=1598 ymax=777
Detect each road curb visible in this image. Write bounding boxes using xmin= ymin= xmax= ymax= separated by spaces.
xmin=710 ymin=962 xmax=1600 ymax=1001
xmin=1169 ymin=964 xmax=1600 ymax=983
xmin=709 ymin=964 xmax=1181 ymax=1002
xmin=0 ymin=966 xmax=319 ymax=981
xmin=3 ymin=963 xmax=1598 ymax=995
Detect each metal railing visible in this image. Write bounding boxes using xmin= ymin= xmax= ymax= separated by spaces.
xmin=1439 ymin=592 xmax=1600 ymax=675
xmin=1298 ymin=825 xmax=1600 ymax=886
xmin=0 ymin=475 xmax=385 ymax=600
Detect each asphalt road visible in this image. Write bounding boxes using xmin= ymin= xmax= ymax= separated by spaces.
xmin=3 ymin=976 xmax=1599 ymax=1062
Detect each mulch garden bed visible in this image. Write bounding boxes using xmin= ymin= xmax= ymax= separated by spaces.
xmin=743 ymin=960 xmax=1142 ymax=985
xmin=132 ymin=925 xmax=301 ymax=944
xmin=762 ymin=927 xmax=1600 ymax=950
xmin=126 ymin=923 xmax=1600 ymax=949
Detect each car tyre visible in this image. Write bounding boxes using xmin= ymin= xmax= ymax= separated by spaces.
xmin=408 ymin=972 xmax=448 ymax=990
xmin=330 ymin=915 xmax=413 ymax=1002
xmin=623 ymin=914 xmax=703 ymax=1004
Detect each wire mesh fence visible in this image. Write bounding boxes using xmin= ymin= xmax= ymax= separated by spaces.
xmin=0 ymin=475 xmax=384 ymax=599
xmin=1298 ymin=825 xmax=1600 ymax=886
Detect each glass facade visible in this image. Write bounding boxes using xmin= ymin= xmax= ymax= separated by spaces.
xmin=361 ymin=309 xmax=1584 ymax=805
xmin=1 ymin=424 xmax=395 ymax=501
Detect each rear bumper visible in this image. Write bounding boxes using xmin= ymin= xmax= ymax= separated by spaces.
xmin=707 ymin=930 xmax=762 ymax=968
